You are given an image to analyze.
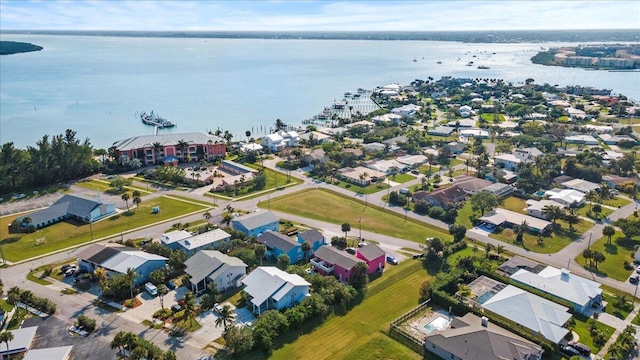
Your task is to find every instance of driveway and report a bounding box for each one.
[124,286,189,324]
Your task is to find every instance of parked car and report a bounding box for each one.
[171,304,182,313]
[568,341,591,356]
[61,264,76,273]
[214,303,224,313]
[411,170,420,175]
[559,345,581,357]
[631,276,639,285]
[357,242,367,248]
[145,282,158,296]
[386,255,399,265]
[635,265,640,274]
[64,268,76,277]
[166,281,176,290]
[345,248,356,255]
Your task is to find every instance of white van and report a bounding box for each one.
[144,282,158,296]
[399,188,409,195]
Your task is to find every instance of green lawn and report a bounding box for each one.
[76,179,156,194]
[0,299,13,312]
[450,158,464,167]
[576,204,613,220]
[329,179,391,195]
[455,201,475,229]
[271,260,428,359]
[0,196,206,262]
[260,189,452,243]
[163,195,216,207]
[602,292,633,320]
[501,197,527,214]
[575,231,639,281]
[572,315,616,353]
[602,196,632,208]
[480,113,505,122]
[389,173,415,184]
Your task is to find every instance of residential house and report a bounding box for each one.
[339,166,386,186]
[511,267,602,315]
[497,256,546,277]
[479,208,552,233]
[184,250,247,294]
[299,131,332,144]
[371,113,403,124]
[240,143,263,153]
[111,132,226,165]
[525,199,566,219]
[603,174,639,188]
[390,104,421,118]
[232,211,280,237]
[19,194,116,230]
[77,244,168,285]
[382,135,408,147]
[413,186,468,208]
[258,230,303,264]
[297,228,326,252]
[346,120,375,129]
[455,176,493,195]
[174,228,232,255]
[459,105,473,118]
[564,134,599,145]
[459,129,490,139]
[242,267,310,314]
[219,159,258,176]
[160,229,193,250]
[561,178,600,193]
[396,154,428,168]
[446,142,467,155]
[0,326,37,357]
[424,313,543,360]
[343,148,364,158]
[493,153,522,171]
[356,244,385,274]
[311,245,365,282]
[545,188,586,207]
[447,119,476,128]
[303,149,328,164]
[482,182,514,198]
[362,142,386,153]
[428,126,455,137]
[23,346,74,360]
[261,131,300,152]
[486,169,518,184]
[598,134,637,145]
[513,147,543,162]
[366,159,408,175]
[480,283,571,343]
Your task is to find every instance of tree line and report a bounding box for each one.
[0,129,100,194]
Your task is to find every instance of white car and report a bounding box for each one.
[635,265,640,274]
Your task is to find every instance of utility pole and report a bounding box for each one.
[89,219,94,241]
[359,216,362,241]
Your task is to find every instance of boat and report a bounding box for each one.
[466,61,474,66]
[140,111,175,128]
[437,61,442,64]
[477,65,490,69]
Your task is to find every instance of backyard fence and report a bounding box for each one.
[388,299,430,355]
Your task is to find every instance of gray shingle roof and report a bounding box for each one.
[185,250,247,284]
[25,194,109,225]
[111,132,224,151]
[298,229,324,243]
[258,231,300,252]
[357,244,385,261]
[313,245,363,270]
[233,211,279,231]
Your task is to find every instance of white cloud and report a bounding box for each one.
[0,1,638,31]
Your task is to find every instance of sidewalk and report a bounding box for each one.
[596,302,640,357]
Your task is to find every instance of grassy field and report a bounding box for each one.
[270,260,427,359]
[576,204,613,220]
[601,292,633,320]
[76,179,155,194]
[260,188,452,243]
[163,194,216,207]
[0,196,206,262]
[602,196,632,208]
[575,230,639,281]
[389,173,415,184]
[329,179,391,195]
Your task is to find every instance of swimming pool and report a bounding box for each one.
[423,316,451,333]
[477,291,497,304]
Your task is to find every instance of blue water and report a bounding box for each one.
[477,291,497,304]
[1,34,639,149]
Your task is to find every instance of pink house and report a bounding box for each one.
[356,244,385,274]
[311,245,364,283]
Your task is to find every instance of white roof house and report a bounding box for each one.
[482,285,571,343]
[545,188,586,207]
[242,267,310,314]
[525,199,566,219]
[101,251,166,274]
[240,143,263,152]
[176,228,232,254]
[561,178,600,193]
[564,135,599,145]
[371,113,403,123]
[448,119,476,128]
[77,244,168,285]
[511,267,602,314]
[23,346,73,360]
[390,104,421,118]
[161,230,193,247]
[460,129,490,139]
[396,154,428,167]
[185,250,247,293]
[493,154,521,171]
[367,159,408,175]
[479,208,551,233]
[1,326,37,356]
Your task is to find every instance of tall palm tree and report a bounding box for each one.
[214,304,236,331]
[94,267,109,296]
[182,291,197,326]
[541,204,563,224]
[0,331,14,360]
[110,331,126,357]
[585,190,598,211]
[202,211,212,223]
[301,241,311,262]
[157,284,168,311]
[124,268,138,300]
[254,244,266,266]
[152,142,162,165]
[176,139,189,162]
[121,192,130,211]
[275,118,287,131]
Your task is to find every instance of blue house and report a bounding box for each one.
[297,229,326,253]
[20,194,116,230]
[77,243,167,285]
[257,231,303,264]
[232,211,280,237]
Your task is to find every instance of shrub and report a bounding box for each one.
[428,206,446,219]
[153,308,172,320]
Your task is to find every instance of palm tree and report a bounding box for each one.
[565,212,580,231]
[203,211,212,223]
[110,331,127,357]
[275,118,287,131]
[341,223,351,239]
[94,267,109,296]
[301,241,311,262]
[152,142,162,165]
[182,291,197,326]
[496,244,505,257]
[214,304,236,331]
[132,195,141,210]
[176,139,189,162]
[157,284,168,310]
[541,204,564,224]
[254,244,266,265]
[121,192,130,211]
[603,225,615,244]
[585,190,598,210]
[124,267,138,299]
[0,331,14,360]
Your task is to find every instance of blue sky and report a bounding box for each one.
[0,1,638,31]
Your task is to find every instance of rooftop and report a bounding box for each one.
[111,132,224,151]
[258,231,300,253]
[185,250,247,284]
[232,211,280,231]
[242,267,310,308]
[177,229,231,251]
[511,266,602,306]
[314,245,363,270]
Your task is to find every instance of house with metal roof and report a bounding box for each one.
[242,267,310,314]
[428,126,456,137]
[257,231,303,264]
[110,132,226,165]
[20,194,116,230]
[77,244,167,285]
[311,245,365,283]
[0,326,37,357]
[510,267,602,315]
[175,228,232,255]
[160,229,193,250]
[184,250,247,294]
[232,211,280,237]
[561,178,600,193]
[424,313,544,360]
[480,284,571,344]
[479,208,552,234]
[23,346,73,360]
[356,244,385,274]
[297,228,326,252]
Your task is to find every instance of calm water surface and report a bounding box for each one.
[1,34,638,149]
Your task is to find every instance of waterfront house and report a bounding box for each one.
[297,228,326,252]
[77,244,167,285]
[303,148,328,164]
[261,130,300,152]
[184,250,247,294]
[510,266,602,315]
[19,194,116,230]
[257,230,303,264]
[110,132,226,165]
[311,245,365,282]
[390,104,421,118]
[242,267,310,314]
[232,211,280,237]
[356,244,385,274]
[424,313,543,360]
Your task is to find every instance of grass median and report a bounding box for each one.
[0,196,206,262]
[259,188,452,243]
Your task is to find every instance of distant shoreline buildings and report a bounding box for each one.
[534,44,640,70]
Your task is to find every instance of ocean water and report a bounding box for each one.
[1,34,638,149]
